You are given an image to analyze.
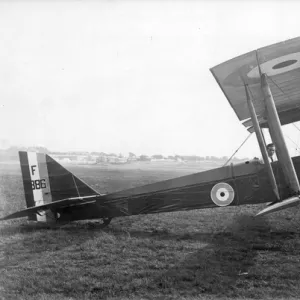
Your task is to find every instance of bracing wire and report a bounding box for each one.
[296,125,300,156]
[284,134,300,154]
[72,174,81,197]
[293,123,300,132]
[223,132,253,166]
[284,134,300,149]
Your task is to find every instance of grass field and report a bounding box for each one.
[1,162,300,300]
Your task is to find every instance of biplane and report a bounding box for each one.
[2,36,300,225]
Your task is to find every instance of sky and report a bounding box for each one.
[1,0,300,158]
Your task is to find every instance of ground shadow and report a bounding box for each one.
[0,219,113,271]
[1,213,298,299]
[152,214,297,297]
[0,218,111,236]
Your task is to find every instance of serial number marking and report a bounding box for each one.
[31,179,46,190]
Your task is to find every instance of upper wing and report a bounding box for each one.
[210,36,300,131]
[0,195,99,221]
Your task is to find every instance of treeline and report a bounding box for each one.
[139,154,247,162]
[0,146,50,161]
[0,146,249,162]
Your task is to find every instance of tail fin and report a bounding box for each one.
[19,151,99,222]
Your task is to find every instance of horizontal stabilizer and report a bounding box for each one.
[0,195,99,221]
[256,196,300,217]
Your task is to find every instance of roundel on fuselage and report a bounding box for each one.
[210,182,235,207]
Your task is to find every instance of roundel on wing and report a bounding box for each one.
[247,52,300,78]
[223,52,300,88]
[210,182,235,207]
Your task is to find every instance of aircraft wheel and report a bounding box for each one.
[101,217,112,227]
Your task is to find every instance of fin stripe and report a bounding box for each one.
[27,152,45,221]
[18,151,36,220]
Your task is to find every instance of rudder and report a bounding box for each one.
[19,151,99,222]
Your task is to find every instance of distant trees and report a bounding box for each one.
[91,151,105,156]
[0,145,50,161]
[152,154,164,160]
[108,153,117,157]
[128,152,136,158]
[181,155,202,162]
[28,146,50,153]
[139,155,150,161]
[0,145,251,163]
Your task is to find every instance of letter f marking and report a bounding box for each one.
[31,165,36,176]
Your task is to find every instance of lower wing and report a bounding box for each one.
[256,196,300,216]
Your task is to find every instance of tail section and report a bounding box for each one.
[19,151,99,222]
